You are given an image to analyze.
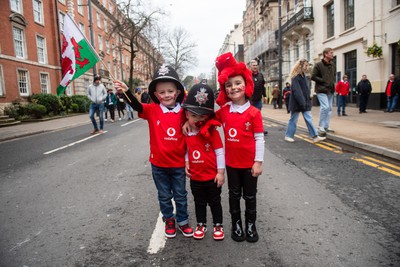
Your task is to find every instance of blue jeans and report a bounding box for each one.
[285,110,318,138]
[89,103,104,130]
[387,95,399,112]
[337,95,347,114]
[317,93,333,129]
[151,164,189,225]
[252,100,262,111]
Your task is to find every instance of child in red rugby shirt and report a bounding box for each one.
[215,52,265,243]
[113,65,193,238]
[182,84,225,240]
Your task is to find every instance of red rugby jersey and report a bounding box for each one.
[185,129,223,182]
[139,103,186,167]
[216,104,264,168]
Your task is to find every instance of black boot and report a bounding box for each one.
[231,218,245,242]
[245,219,259,242]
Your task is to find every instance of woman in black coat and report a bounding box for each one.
[285,59,326,143]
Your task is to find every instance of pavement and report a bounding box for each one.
[0,105,399,160]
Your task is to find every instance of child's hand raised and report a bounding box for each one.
[113,80,128,92]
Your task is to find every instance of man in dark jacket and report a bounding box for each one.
[356,74,372,113]
[250,59,268,135]
[311,47,336,136]
[385,74,400,113]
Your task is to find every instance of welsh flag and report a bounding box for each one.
[57,14,99,95]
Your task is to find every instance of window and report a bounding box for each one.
[33,0,43,24]
[36,35,47,63]
[326,3,334,38]
[18,69,29,96]
[79,23,85,36]
[40,73,49,93]
[77,0,84,15]
[286,2,290,21]
[96,12,101,28]
[98,35,103,51]
[294,41,299,61]
[0,66,4,96]
[13,26,25,58]
[10,0,22,13]
[58,0,65,4]
[104,20,108,33]
[305,38,310,61]
[59,12,65,32]
[114,63,117,79]
[106,40,110,54]
[66,85,72,96]
[344,0,354,30]
[112,44,116,57]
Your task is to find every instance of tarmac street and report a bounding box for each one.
[0,104,399,266]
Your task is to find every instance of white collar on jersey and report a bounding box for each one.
[160,103,181,113]
[229,100,250,114]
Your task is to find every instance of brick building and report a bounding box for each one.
[0,0,163,113]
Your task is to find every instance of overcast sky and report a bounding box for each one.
[151,0,246,77]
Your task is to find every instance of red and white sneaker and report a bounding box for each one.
[164,218,176,238]
[213,223,224,240]
[193,223,207,240]
[178,223,194,237]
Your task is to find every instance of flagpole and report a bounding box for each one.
[66,13,132,103]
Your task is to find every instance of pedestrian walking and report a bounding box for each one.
[356,74,372,113]
[113,65,193,239]
[283,82,291,113]
[87,75,107,134]
[249,59,268,135]
[284,59,326,143]
[384,74,400,113]
[105,88,117,122]
[335,74,350,116]
[271,84,280,109]
[311,47,336,136]
[116,90,125,120]
[215,52,265,243]
[182,84,225,241]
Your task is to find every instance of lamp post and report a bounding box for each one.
[278,0,282,92]
[87,0,97,75]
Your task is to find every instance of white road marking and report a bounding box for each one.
[121,118,141,127]
[147,212,166,254]
[43,131,108,155]
[147,200,176,254]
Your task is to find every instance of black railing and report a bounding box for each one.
[281,7,313,34]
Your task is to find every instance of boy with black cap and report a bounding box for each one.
[182,84,225,240]
[113,65,193,238]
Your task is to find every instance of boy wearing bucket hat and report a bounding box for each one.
[215,52,265,243]
[113,65,193,238]
[182,84,225,240]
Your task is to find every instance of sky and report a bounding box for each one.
[150,0,246,78]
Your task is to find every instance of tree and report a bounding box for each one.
[109,0,163,89]
[164,27,198,78]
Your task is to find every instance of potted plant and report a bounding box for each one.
[366,42,383,58]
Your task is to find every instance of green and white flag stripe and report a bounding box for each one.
[57,14,99,95]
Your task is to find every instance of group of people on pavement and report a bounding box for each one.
[83,47,399,244]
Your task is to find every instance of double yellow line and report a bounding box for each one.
[294,134,400,177]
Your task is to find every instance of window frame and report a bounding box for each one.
[17,68,30,96]
[10,0,22,13]
[326,2,335,38]
[13,25,26,59]
[36,34,47,64]
[39,72,50,94]
[77,0,84,15]
[33,0,44,24]
[344,0,354,30]
[0,65,4,96]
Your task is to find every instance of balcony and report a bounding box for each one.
[281,7,313,34]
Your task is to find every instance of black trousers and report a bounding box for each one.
[359,94,369,112]
[107,105,115,120]
[226,166,258,221]
[190,179,223,225]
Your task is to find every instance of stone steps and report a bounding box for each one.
[0,115,21,127]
